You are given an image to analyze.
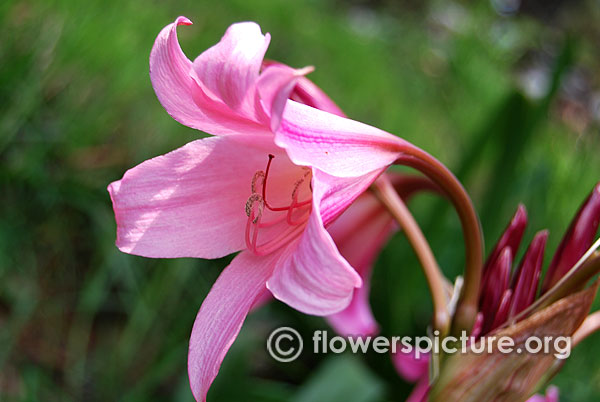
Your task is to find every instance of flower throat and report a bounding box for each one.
[245,155,312,255]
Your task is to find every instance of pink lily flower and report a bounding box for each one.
[109,17,473,401]
[279,67,441,337]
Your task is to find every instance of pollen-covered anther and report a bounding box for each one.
[243,157,314,256]
[251,171,265,194]
[291,168,312,201]
[245,193,264,223]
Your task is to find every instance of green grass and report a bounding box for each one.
[1,0,599,400]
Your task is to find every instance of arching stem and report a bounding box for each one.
[395,146,483,336]
[372,175,450,337]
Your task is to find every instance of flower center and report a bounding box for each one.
[245,154,312,256]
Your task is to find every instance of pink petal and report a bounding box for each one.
[150,17,268,136]
[545,386,559,402]
[325,173,439,336]
[108,135,283,258]
[392,350,429,383]
[407,378,430,402]
[193,22,270,113]
[276,100,409,178]
[257,64,314,132]
[266,170,369,315]
[326,193,394,335]
[479,247,512,334]
[392,350,430,402]
[481,205,527,288]
[325,282,377,336]
[262,59,346,118]
[290,75,346,117]
[188,250,278,401]
[317,168,385,227]
[542,182,600,292]
[527,386,559,402]
[470,312,484,339]
[490,288,513,330]
[250,288,272,311]
[510,230,548,317]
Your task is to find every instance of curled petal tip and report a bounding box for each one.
[258,64,316,133]
[296,65,315,76]
[175,16,193,26]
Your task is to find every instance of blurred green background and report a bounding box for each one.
[1,0,599,400]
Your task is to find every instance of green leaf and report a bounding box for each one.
[293,355,385,402]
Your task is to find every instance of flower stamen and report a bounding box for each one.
[244,155,314,255]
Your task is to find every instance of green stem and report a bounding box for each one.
[371,175,450,337]
[395,146,483,335]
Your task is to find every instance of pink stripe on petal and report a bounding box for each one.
[108,135,282,259]
[266,170,365,316]
[193,22,270,113]
[188,250,278,401]
[257,64,314,132]
[150,18,269,136]
[317,169,385,227]
[262,59,346,118]
[149,17,200,128]
[276,101,408,178]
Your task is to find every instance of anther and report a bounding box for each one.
[252,171,265,193]
[291,168,312,200]
[245,193,264,223]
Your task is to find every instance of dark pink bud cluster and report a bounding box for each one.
[478,183,600,335]
[542,184,600,292]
